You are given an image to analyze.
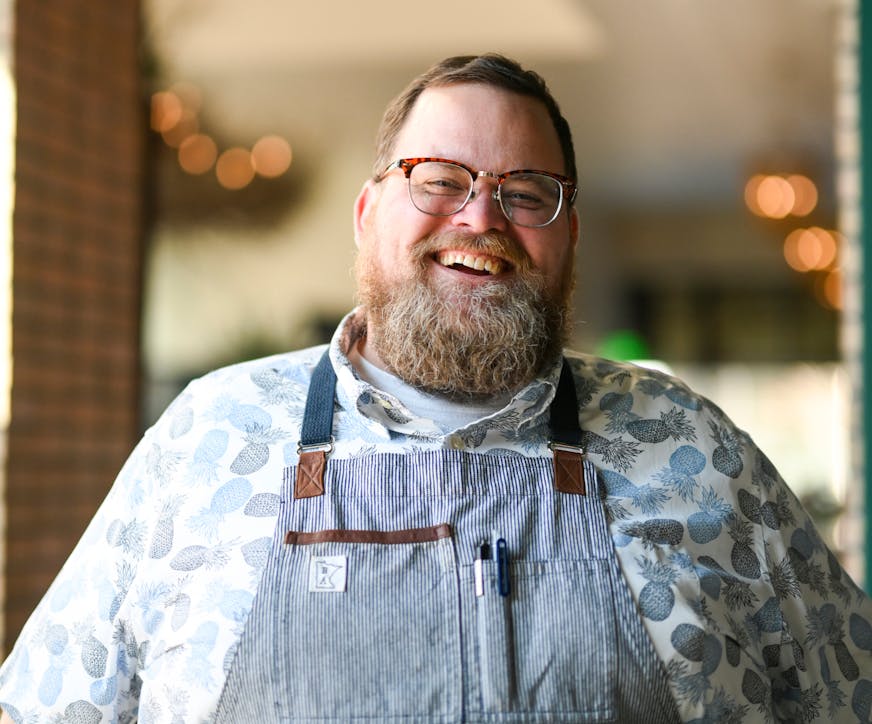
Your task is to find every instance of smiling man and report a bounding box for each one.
[1,53,871,724]
[353,80,577,400]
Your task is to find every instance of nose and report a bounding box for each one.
[450,180,509,233]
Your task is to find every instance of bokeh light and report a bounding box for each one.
[150,91,183,133]
[783,227,838,272]
[595,329,651,361]
[745,173,819,219]
[756,175,795,219]
[251,135,292,178]
[814,269,842,310]
[216,147,255,189]
[823,269,842,309]
[744,174,766,216]
[154,83,293,190]
[786,174,818,216]
[161,109,198,148]
[170,81,203,114]
[178,134,218,175]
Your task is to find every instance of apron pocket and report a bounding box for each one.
[273,524,461,721]
[477,584,515,710]
[475,558,618,721]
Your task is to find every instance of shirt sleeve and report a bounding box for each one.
[0,422,160,721]
[748,445,872,722]
[578,358,872,723]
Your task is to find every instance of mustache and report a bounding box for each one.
[411,231,533,272]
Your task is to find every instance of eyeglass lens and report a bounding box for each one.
[408,161,563,228]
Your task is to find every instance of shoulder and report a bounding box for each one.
[125,344,333,498]
[560,350,758,492]
[562,351,717,422]
[186,344,328,399]
[150,345,328,433]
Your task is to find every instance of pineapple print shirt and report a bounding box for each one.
[0,308,871,722]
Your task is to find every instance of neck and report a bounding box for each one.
[356,331,391,374]
[348,340,513,431]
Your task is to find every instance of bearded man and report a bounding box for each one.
[1,54,871,724]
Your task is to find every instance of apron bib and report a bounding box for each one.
[215,355,680,723]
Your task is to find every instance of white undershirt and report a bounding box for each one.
[347,344,511,433]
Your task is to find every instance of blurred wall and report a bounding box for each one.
[4,0,144,651]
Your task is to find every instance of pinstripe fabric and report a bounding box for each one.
[215,451,680,722]
[286,452,614,562]
[608,540,681,722]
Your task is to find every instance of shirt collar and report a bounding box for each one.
[328,309,563,441]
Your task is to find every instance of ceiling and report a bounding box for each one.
[143,0,840,206]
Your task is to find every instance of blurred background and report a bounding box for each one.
[0,0,865,652]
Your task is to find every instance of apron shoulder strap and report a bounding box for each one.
[549,358,582,447]
[549,358,588,496]
[294,349,336,499]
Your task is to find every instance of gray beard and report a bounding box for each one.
[357,239,571,400]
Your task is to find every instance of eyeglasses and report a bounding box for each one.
[380,157,578,228]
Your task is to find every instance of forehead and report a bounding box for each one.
[392,83,566,174]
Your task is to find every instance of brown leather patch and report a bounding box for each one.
[553,448,586,495]
[294,450,326,499]
[285,524,453,546]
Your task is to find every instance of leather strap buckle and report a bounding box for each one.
[294,437,334,499]
[548,441,586,496]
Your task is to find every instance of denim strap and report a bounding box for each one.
[300,349,336,447]
[549,358,582,446]
[294,349,336,499]
[548,358,587,495]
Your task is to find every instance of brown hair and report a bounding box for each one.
[372,53,577,182]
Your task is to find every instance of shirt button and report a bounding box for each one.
[449,434,465,450]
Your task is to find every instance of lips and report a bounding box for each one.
[435,250,506,276]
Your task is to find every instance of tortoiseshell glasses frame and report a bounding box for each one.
[380,157,578,228]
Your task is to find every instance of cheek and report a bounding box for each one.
[362,218,426,281]
[524,236,576,294]
[372,206,444,256]
[524,235,571,272]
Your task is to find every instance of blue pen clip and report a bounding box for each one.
[496,537,510,597]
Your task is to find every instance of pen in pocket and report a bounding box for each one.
[496,537,510,597]
[474,540,491,597]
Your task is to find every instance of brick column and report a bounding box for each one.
[5,1,144,650]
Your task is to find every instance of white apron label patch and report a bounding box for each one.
[308,555,347,592]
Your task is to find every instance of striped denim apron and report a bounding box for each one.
[215,355,680,723]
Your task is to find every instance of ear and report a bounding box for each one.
[353,179,380,248]
[568,207,579,250]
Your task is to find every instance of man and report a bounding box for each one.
[0,53,870,723]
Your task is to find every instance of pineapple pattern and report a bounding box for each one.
[0,310,871,722]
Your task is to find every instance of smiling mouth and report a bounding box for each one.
[435,250,507,276]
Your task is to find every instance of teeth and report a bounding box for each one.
[437,251,504,275]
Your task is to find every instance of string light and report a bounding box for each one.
[152,83,293,190]
[169,81,203,115]
[216,148,255,190]
[744,173,819,219]
[786,174,818,216]
[783,227,838,272]
[814,269,842,310]
[150,91,183,133]
[745,170,834,310]
[161,109,199,148]
[178,134,218,175]
[823,269,842,310]
[251,135,292,178]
